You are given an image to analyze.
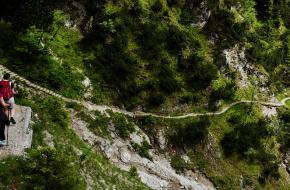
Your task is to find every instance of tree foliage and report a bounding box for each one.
[0,0,58,31]
[169,117,210,149]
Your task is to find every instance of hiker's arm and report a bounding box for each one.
[0,97,9,107]
[10,82,17,95]
[12,89,18,95]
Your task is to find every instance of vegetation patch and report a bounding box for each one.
[170,155,191,172]
[168,117,210,150]
[131,140,152,161]
[109,111,135,139]
[285,100,290,108]
[88,111,111,138]
[0,147,85,190]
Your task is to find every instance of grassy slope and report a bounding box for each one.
[0,11,112,101]
[190,105,290,190]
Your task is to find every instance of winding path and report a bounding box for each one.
[0,65,289,119]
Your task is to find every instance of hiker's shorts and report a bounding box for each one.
[5,97,15,109]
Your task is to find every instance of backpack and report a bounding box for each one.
[0,80,13,100]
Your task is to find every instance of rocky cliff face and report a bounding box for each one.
[70,111,215,190]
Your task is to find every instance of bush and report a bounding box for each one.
[170,155,189,171]
[210,75,237,105]
[110,112,135,139]
[128,167,139,178]
[221,114,282,181]
[157,63,180,94]
[89,111,110,137]
[40,97,69,127]
[148,93,166,107]
[65,102,82,111]
[277,108,290,151]
[221,117,269,157]
[131,140,152,160]
[259,162,281,184]
[0,147,86,190]
[169,117,210,149]
[136,115,156,127]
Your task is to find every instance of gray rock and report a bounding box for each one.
[0,105,32,157]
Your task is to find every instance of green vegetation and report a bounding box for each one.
[170,155,191,172]
[0,148,85,190]
[1,0,289,111]
[0,18,85,99]
[83,0,218,110]
[128,167,139,178]
[221,114,281,183]
[109,112,135,139]
[285,100,290,108]
[168,117,210,150]
[277,108,290,152]
[131,140,152,160]
[90,111,111,138]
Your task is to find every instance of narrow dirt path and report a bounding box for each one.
[0,65,289,119]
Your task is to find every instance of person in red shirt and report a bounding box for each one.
[0,73,17,125]
[0,92,11,146]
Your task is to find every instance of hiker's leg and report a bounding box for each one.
[0,125,5,141]
[10,108,15,118]
[8,97,15,117]
[6,97,16,124]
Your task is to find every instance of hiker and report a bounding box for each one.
[0,91,10,146]
[0,73,17,125]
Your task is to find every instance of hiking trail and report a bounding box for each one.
[0,65,289,119]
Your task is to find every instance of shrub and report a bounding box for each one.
[128,166,139,178]
[157,63,180,94]
[277,108,290,151]
[210,75,236,104]
[169,117,210,149]
[40,97,69,127]
[221,118,269,157]
[131,140,152,160]
[110,113,135,139]
[136,115,156,127]
[88,111,110,137]
[65,102,82,111]
[221,114,282,181]
[170,155,189,171]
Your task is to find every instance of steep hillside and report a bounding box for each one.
[0,0,290,189]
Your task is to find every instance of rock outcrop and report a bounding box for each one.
[70,111,215,190]
[0,105,32,157]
